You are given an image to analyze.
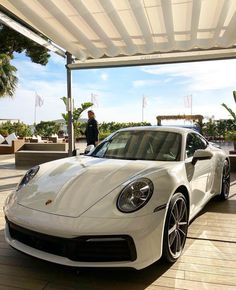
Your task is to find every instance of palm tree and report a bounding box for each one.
[61,97,93,138]
[194,119,205,135]
[222,91,236,122]
[0,54,18,97]
[203,119,217,140]
[216,119,228,139]
[222,91,236,146]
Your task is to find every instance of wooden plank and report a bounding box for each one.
[185,238,236,249]
[22,143,68,151]
[152,276,236,290]
[184,242,236,254]
[179,255,236,269]
[15,151,68,167]
[0,156,236,289]
[190,222,236,231]
[187,233,236,243]
[0,273,47,290]
[173,261,236,277]
[192,213,236,222]
[44,284,177,290]
[185,271,236,287]
[188,228,236,238]
[183,248,236,260]
[0,285,24,290]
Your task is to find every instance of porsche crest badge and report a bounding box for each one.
[45,199,53,205]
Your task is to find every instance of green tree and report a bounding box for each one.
[0,24,50,97]
[61,97,93,138]
[222,91,236,122]
[194,119,205,135]
[202,119,217,139]
[222,91,236,143]
[98,122,152,140]
[0,121,32,137]
[0,54,18,97]
[0,24,49,65]
[99,121,151,134]
[35,121,60,137]
[215,119,228,138]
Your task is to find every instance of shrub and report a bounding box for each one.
[99,122,151,134]
[99,131,111,140]
[0,121,32,137]
[225,131,236,142]
[35,121,60,137]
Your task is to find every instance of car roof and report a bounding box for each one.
[118,126,196,135]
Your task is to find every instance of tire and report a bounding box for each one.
[162,192,189,263]
[220,159,230,200]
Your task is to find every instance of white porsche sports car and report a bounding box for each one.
[4,127,230,270]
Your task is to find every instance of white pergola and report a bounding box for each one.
[1,0,236,154]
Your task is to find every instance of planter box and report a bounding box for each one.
[229,155,236,171]
[15,151,68,167]
[15,143,68,167]
[22,143,68,151]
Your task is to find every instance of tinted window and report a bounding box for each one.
[91,130,181,161]
[186,133,208,158]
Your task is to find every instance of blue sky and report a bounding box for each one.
[0,52,236,125]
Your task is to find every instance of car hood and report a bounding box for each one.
[17,156,169,217]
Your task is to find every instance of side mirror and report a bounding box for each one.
[84,144,95,155]
[192,149,213,165]
[73,148,80,156]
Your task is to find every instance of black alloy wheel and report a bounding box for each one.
[220,159,230,200]
[163,192,189,263]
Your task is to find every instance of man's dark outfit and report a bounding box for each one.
[85,118,99,146]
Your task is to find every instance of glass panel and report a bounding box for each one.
[186,133,207,158]
[92,130,181,161]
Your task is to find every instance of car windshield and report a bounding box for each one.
[91,130,181,161]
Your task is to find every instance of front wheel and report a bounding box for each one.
[220,159,230,200]
[162,193,189,263]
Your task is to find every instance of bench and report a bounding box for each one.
[15,150,68,167]
[15,143,69,167]
[0,139,25,154]
[21,143,68,151]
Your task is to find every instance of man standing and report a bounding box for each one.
[85,110,99,146]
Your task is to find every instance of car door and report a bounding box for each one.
[185,133,212,215]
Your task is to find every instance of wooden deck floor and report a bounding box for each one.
[1,154,236,290]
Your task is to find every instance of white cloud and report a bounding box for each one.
[0,86,66,125]
[100,73,108,81]
[49,52,66,66]
[142,59,236,92]
[132,79,161,87]
[2,54,235,126]
[0,64,67,124]
[12,54,65,82]
[26,80,67,98]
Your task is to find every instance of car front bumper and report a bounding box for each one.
[4,204,167,270]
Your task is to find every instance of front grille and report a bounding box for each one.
[6,219,137,262]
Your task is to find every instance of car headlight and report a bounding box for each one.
[117,178,154,213]
[16,165,40,191]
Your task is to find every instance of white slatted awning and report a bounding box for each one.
[1,0,236,68]
[1,0,236,155]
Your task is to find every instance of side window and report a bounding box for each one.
[199,135,208,149]
[186,133,207,158]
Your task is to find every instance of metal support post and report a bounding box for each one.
[66,52,74,156]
